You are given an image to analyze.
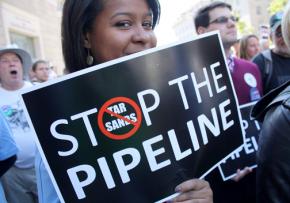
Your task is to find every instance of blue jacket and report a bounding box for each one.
[35,151,61,203]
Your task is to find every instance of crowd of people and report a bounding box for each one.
[0,0,290,203]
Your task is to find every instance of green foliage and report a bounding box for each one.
[233,11,254,35]
[236,19,254,35]
[268,0,288,14]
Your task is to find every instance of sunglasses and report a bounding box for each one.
[209,16,239,24]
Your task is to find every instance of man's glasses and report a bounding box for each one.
[209,16,239,24]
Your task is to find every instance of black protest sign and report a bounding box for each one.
[218,102,261,181]
[21,33,244,203]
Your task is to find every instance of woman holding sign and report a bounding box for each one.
[35,0,213,203]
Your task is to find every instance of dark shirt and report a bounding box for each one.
[253,50,290,94]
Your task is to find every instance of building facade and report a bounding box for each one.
[173,0,272,41]
[0,0,64,75]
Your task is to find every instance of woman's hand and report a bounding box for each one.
[171,179,213,203]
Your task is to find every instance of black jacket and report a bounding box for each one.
[251,81,290,203]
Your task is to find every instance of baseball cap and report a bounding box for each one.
[270,11,283,32]
[0,47,32,79]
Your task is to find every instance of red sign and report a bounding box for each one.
[97,97,142,140]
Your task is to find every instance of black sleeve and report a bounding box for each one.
[256,104,290,203]
[0,155,17,177]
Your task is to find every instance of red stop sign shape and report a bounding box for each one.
[97,97,142,140]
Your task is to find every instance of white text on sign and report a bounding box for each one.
[49,61,235,199]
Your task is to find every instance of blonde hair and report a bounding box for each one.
[239,34,259,60]
[282,2,290,48]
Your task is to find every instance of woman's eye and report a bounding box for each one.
[143,21,153,29]
[115,21,131,28]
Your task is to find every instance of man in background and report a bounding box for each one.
[0,47,38,203]
[194,1,263,105]
[251,3,290,202]
[194,1,262,203]
[253,11,290,94]
[31,60,50,84]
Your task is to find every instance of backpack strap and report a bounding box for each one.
[261,50,273,92]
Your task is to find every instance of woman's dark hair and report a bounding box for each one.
[61,0,161,73]
[194,1,231,31]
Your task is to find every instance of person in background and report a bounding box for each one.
[194,1,262,203]
[252,11,290,94]
[240,34,261,60]
[251,3,290,202]
[282,3,290,49]
[258,25,271,51]
[31,60,50,84]
[0,47,38,203]
[35,0,213,203]
[260,37,270,51]
[194,1,263,105]
[48,63,58,80]
[0,111,18,203]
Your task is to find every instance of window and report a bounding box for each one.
[9,31,36,59]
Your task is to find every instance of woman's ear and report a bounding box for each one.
[197,26,207,35]
[84,33,91,48]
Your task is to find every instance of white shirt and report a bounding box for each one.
[0,81,36,168]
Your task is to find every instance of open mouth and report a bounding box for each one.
[10,70,17,75]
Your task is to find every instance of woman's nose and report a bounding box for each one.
[132,26,154,46]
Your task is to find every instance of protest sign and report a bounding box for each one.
[21,32,244,203]
[218,102,261,181]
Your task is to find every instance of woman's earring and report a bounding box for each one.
[86,49,94,66]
